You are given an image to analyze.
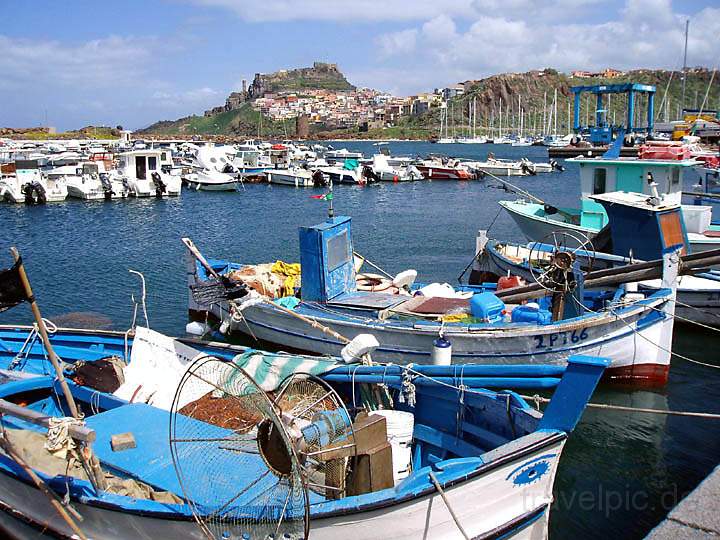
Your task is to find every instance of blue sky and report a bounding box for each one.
[1,0,718,131]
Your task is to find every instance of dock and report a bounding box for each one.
[548,145,639,158]
[645,464,720,539]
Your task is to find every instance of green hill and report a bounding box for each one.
[139,103,293,138]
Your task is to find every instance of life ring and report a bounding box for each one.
[356,273,393,292]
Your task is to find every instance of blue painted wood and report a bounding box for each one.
[538,355,610,433]
[413,424,484,458]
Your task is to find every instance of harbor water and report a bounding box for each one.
[1,142,719,539]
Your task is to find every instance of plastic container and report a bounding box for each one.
[511,304,553,325]
[470,291,505,323]
[369,410,414,484]
[497,275,524,291]
[431,337,452,365]
[681,204,712,234]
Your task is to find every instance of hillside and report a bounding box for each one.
[140,67,718,139]
[140,103,293,138]
[409,68,718,134]
[248,62,354,96]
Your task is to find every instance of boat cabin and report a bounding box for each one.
[117,149,171,179]
[568,155,699,229]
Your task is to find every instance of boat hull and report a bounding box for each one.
[196,295,672,386]
[0,432,563,540]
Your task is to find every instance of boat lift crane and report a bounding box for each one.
[572,83,656,145]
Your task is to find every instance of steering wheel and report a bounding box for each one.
[527,231,596,292]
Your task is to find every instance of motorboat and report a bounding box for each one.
[370,154,422,182]
[182,145,240,191]
[63,162,130,200]
[415,156,473,180]
[113,150,181,197]
[266,166,315,187]
[0,160,67,203]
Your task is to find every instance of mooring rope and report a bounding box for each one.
[521,394,720,419]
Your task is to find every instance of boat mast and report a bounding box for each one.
[554,88,558,135]
[681,18,689,114]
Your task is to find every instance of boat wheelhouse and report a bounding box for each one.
[114,149,181,197]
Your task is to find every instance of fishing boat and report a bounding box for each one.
[472,231,720,327]
[498,140,714,252]
[113,150,181,197]
[186,192,699,386]
[0,320,608,540]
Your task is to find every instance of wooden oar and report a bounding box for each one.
[10,248,107,492]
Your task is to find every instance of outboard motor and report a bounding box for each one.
[520,160,537,176]
[550,159,565,172]
[99,173,114,200]
[362,166,380,183]
[312,170,328,187]
[151,171,166,197]
[23,182,46,205]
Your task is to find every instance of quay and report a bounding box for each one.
[646,464,720,539]
[548,145,639,158]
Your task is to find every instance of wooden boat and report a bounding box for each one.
[497,142,717,253]
[0,324,608,539]
[186,192,693,386]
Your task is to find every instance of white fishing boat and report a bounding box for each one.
[324,148,364,164]
[113,150,181,197]
[467,156,530,177]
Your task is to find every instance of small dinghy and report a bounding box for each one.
[0,323,608,539]
[186,192,703,386]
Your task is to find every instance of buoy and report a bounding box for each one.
[431,336,452,365]
[393,175,399,183]
[341,333,380,363]
[186,321,211,336]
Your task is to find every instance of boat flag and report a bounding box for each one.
[0,258,29,312]
[310,192,333,201]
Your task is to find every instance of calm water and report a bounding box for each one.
[1,142,719,538]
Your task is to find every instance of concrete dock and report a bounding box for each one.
[646,464,720,539]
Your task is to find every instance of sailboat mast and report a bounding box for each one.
[681,19,689,114]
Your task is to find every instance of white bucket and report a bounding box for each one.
[369,410,414,484]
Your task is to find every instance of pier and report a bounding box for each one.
[646,464,720,539]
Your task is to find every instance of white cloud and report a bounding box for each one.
[0,35,156,89]
[377,28,417,57]
[151,87,221,109]
[370,2,720,93]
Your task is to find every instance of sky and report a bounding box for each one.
[1,0,719,131]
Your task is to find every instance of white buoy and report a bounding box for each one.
[219,319,231,335]
[341,333,380,363]
[431,336,452,365]
[185,321,210,336]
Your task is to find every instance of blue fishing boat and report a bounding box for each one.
[0,322,609,539]
[186,191,689,385]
